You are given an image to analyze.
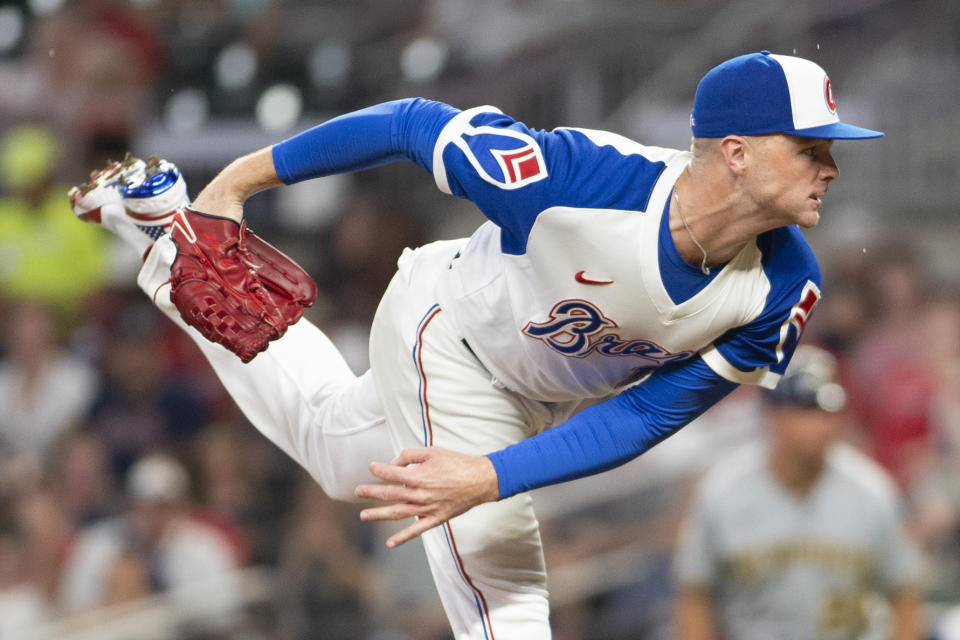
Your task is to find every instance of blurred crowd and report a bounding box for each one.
[0,1,957,639]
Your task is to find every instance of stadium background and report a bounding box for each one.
[0,0,957,638]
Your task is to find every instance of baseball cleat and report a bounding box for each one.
[69,152,145,224]
[119,155,190,241]
[69,154,190,256]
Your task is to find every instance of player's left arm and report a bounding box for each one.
[192,97,642,249]
[190,98,459,221]
[356,355,737,547]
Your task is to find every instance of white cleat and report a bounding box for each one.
[119,155,189,242]
[69,154,190,257]
[69,153,145,223]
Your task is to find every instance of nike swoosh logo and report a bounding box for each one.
[575,270,614,285]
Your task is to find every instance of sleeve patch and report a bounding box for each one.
[433,106,548,192]
[701,277,821,388]
[492,143,546,186]
[775,279,821,363]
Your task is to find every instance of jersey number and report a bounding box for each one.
[775,280,821,362]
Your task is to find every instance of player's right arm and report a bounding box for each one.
[357,356,740,547]
[486,355,737,498]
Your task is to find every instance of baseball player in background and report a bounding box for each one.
[673,345,923,640]
[72,51,883,639]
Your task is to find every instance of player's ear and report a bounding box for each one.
[718,135,748,176]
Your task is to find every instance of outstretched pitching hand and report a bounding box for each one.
[355,447,500,549]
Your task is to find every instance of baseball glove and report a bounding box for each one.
[167,208,318,363]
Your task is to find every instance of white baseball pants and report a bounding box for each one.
[138,236,564,639]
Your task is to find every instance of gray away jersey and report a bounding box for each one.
[675,442,921,640]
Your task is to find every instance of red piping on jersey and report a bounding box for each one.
[444,521,497,640]
[414,305,443,446]
[413,306,496,639]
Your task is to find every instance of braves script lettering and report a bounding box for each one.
[523,300,693,364]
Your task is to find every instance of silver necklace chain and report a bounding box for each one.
[674,188,711,276]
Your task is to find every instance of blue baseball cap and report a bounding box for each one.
[765,345,847,412]
[691,51,883,139]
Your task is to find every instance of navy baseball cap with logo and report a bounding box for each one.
[765,345,847,413]
[691,51,884,139]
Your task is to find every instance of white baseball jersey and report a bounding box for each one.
[425,104,821,403]
[269,97,827,497]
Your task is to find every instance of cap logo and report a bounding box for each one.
[824,76,837,114]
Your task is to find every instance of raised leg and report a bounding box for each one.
[71,157,395,501]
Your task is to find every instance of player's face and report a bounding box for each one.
[769,406,842,462]
[746,135,839,228]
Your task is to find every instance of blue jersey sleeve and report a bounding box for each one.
[432,111,670,254]
[486,355,737,499]
[272,99,677,256]
[270,98,459,183]
[701,226,823,388]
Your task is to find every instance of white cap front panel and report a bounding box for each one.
[770,53,840,130]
